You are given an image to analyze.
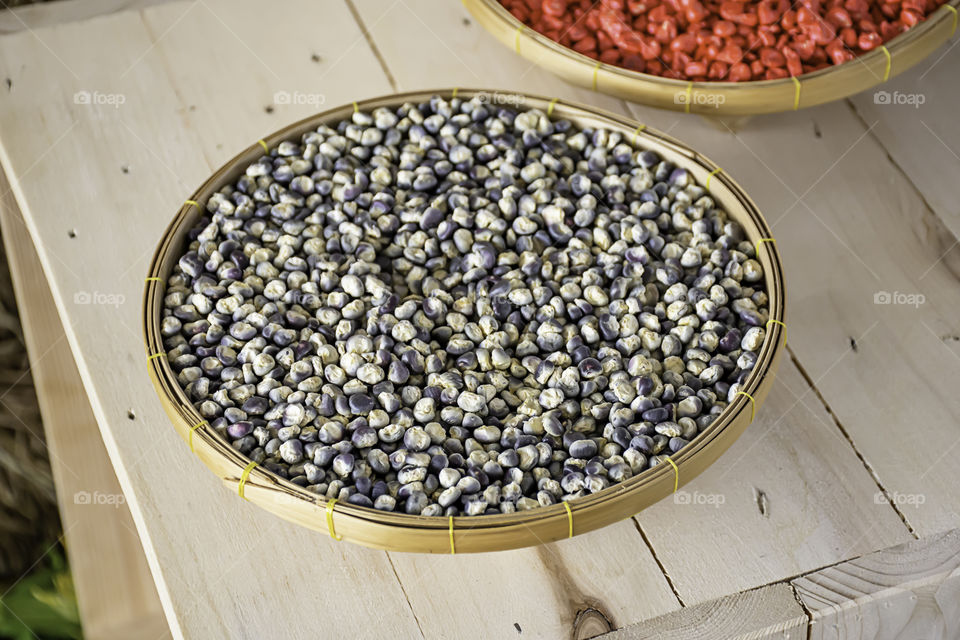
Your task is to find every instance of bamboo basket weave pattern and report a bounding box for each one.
[463,0,960,115]
[143,90,787,553]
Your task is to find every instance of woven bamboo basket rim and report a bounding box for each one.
[143,89,786,553]
[463,0,960,115]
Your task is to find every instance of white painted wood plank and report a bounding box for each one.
[603,583,808,640]
[389,520,679,640]
[352,0,626,113]
[794,528,960,640]
[848,36,960,241]
[0,170,170,639]
[635,358,909,605]
[0,3,420,638]
[618,98,960,539]
[355,0,912,608]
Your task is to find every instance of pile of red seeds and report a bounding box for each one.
[500,0,949,81]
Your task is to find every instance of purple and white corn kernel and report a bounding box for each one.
[160,95,769,516]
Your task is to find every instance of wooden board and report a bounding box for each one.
[0,165,169,639]
[388,520,679,640]
[633,359,909,604]
[848,39,960,240]
[794,528,960,639]
[603,583,808,640]
[0,0,958,637]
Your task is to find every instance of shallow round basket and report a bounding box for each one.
[463,0,960,115]
[144,89,786,553]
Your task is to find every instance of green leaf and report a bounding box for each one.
[0,545,83,639]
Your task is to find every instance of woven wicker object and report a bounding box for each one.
[463,0,960,115]
[143,90,786,553]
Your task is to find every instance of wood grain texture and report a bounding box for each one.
[357,0,912,607]
[351,0,626,114]
[794,528,960,639]
[388,520,679,640]
[620,89,960,539]
[0,168,169,640]
[602,583,808,640]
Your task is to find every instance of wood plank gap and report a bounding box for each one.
[789,583,815,640]
[631,518,685,607]
[785,345,919,540]
[344,0,398,93]
[384,552,426,640]
[843,98,955,246]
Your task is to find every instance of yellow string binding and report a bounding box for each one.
[755,237,776,257]
[326,498,343,541]
[736,390,757,423]
[144,276,163,283]
[515,25,524,54]
[631,124,646,145]
[238,460,258,500]
[451,87,459,99]
[664,457,679,493]
[188,420,207,453]
[880,45,892,82]
[256,139,269,154]
[352,101,359,113]
[684,82,693,114]
[592,61,602,91]
[184,199,200,208]
[546,98,559,117]
[706,167,722,190]
[146,352,166,363]
[945,4,958,36]
[563,501,574,538]
[449,516,456,554]
[767,319,787,346]
[791,76,801,111]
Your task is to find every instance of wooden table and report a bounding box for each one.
[1,1,958,638]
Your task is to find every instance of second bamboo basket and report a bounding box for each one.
[463,0,960,115]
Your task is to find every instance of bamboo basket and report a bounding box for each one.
[463,0,960,115]
[143,89,787,553]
